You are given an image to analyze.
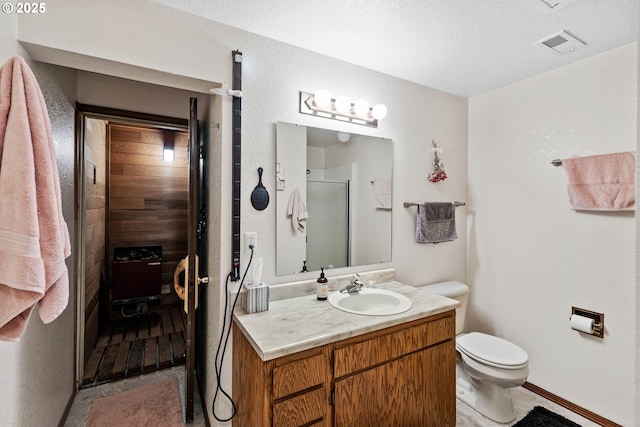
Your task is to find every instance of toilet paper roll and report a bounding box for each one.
[570,314,594,334]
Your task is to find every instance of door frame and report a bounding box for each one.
[73,104,188,388]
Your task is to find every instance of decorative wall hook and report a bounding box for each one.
[427,139,447,183]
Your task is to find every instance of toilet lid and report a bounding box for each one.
[457,332,528,369]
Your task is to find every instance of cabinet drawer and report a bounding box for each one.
[273,353,326,399]
[334,313,454,378]
[272,387,325,427]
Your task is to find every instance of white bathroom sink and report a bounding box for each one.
[328,288,412,316]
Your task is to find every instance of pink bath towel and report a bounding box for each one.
[562,152,635,210]
[0,56,71,340]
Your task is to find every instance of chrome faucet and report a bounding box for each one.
[340,274,364,294]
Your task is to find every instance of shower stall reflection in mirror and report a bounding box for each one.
[306,166,351,272]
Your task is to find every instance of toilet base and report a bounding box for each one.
[456,364,517,424]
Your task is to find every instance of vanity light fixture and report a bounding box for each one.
[299,90,387,128]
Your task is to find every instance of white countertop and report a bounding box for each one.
[233,281,460,361]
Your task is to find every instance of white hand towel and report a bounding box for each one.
[286,187,308,232]
[373,178,392,209]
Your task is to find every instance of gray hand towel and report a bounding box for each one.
[415,202,457,244]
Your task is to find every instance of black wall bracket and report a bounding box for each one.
[231,50,243,281]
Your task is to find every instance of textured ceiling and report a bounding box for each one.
[152,0,637,97]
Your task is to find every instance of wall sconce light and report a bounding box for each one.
[299,90,387,128]
[163,132,175,162]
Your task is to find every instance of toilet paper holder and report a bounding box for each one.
[571,306,604,338]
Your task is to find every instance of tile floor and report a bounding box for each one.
[65,366,599,427]
[456,386,600,426]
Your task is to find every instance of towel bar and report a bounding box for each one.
[403,201,466,208]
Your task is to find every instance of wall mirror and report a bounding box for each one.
[276,121,393,276]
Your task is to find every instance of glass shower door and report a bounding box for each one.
[306,180,349,271]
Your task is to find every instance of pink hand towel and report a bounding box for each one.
[562,152,635,210]
[0,56,71,340]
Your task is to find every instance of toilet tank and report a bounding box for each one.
[419,281,469,335]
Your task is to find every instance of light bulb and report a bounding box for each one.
[371,104,388,120]
[337,132,351,143]
[334,96,351,114]
[313,90,331,108]
[163,148,174,162]
[353,99,370,117]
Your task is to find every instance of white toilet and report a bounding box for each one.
[420,281,529,424]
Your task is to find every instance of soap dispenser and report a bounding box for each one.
[316,267,328,300]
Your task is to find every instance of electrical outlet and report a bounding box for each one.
[244,232,257,252]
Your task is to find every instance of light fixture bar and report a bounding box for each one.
[299,91,384,128]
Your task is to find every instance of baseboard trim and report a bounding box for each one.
[522,382,622,427]
[58,388,77,427]
[196,370,211,427]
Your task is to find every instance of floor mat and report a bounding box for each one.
[87,376,184,427]
[513,406,582,427]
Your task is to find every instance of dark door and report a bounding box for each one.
[185,96,201,422]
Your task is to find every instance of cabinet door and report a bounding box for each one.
[334,341,455,427]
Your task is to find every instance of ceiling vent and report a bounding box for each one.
[535,30,586,54]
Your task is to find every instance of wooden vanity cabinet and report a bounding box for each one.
[232,323,332,427]
[332,313,456,427]
[232,311,455,427]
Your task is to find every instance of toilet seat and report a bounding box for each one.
[457,332,528,369]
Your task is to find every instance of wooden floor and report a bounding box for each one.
[82,307,186,387]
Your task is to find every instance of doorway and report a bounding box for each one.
[71,69,218,423]
[78,115,190,387]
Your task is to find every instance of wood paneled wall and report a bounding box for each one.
[108,124,188,306]
[84,118,107,359]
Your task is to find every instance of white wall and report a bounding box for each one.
[0,13,77,427]
[76,72,211,120]
[636,8,640,426]
[633,4,640,425]
[469,43,637,426]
